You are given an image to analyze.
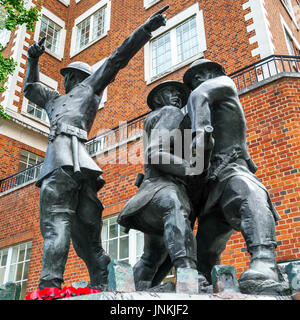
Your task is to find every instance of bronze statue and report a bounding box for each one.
[183,59,283,293]
[117,80,198,291]
[24,6,169,291]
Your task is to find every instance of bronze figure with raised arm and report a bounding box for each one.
[24,6,169,291]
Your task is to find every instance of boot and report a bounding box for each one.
[239,245,279,282]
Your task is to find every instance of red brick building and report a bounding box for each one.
[0,0,299,299]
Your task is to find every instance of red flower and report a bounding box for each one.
[25,286,101,300]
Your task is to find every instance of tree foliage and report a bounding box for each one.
[0,0,41,119]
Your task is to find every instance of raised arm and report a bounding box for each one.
[24,37,58,107]
[86,6,169,95]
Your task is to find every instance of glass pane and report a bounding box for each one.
[119,236,129,260]
[151,32,171,76]
[8,264,16,281]
[18,248,25,262]
[120,226,128,236]
[15,263,23,281]
[101,222,108,242]
[1,253,7,267]
[25,247,32,261]
[136,232,144,258]
[176,17,199,64]
[0,268,5,284]
[109,239,118,260]
[20,282,27,300]
[11,247,18,264]
[23,262,29,280]
[109,222,118,239]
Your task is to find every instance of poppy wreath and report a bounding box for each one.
[25,286,101,300]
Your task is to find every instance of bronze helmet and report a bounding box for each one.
[183,59,226,89]
[147,80,190,110]
[60,61,93,78]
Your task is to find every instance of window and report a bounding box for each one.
[15,150,44,186]
[22,72,58,124]
[281,0,299,29]
[285,28,296,55]
[33,7,66,60]
[0,242,32,300]
[76,6,106,51]
[71,0,111,57]
[151,17,199,77]
[283,0,294,14]
[101,216,144,266]
[144,3,206,83]
[39,15,62,55]
[27,101,48,122]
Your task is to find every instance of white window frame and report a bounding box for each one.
[144,0,163,10]
[144,3,206,84]
[33,7,66,61]
[21,72,58,126]
[70,0,111,57]
[101,215,144,266]
[92,58,108,109]
[281,15,300,54]
[281,0,299,30]
[0,241,32,300]
[58,0,70,6]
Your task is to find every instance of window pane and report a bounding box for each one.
[176,17,199,64]
[119,236,129,260]
[1,252,8,266]
[0,268,5,284]
[152,32,172,76]
[40,16,62,54]
[8,264,16,281]
[92,6,106,40]
[15,263,23,281]
[109,223,118,239]
[136,232,144,258]
[11,247,18,264]
[109,239,118,260]
[76,17,91,50]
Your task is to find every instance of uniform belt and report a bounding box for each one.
[49,123,88,142]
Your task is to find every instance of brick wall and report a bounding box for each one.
[0,0,299,295]
[0,75,299,293]
[0,134,45,179]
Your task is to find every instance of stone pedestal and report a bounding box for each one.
[108,260,136,292]
[285,262,300,293]
[176,268,198,294]
[211,265,240,293]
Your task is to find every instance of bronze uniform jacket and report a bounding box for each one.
[24,26,152,187]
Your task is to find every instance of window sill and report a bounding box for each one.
[21,111,50,128]
[45,48,63,61]
[144,0,163,10]
[70,32,108,58]
[146,52,204,85]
